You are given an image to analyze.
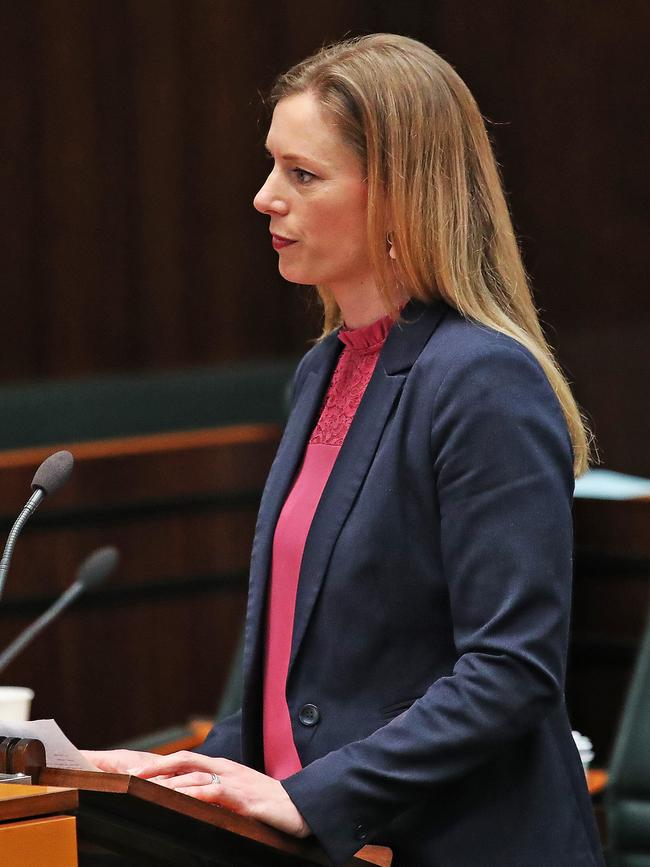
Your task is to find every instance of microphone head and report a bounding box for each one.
[76,546,120,590]
[31,450,74,496]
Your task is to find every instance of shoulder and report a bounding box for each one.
[419,304,544,378]
[414,304,561,416]
[418,307,573,483]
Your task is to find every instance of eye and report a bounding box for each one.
[292,168,316,185]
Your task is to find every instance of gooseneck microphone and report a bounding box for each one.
[0,546,119,674]
[0,450,74,601]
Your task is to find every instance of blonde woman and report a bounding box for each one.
[85,35,604,867]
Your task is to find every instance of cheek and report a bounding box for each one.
[310,197,368,251]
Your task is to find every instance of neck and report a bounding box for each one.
[331,280,408,329]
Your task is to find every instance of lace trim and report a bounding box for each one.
[310,333,392,447]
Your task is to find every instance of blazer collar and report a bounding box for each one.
[380,298,447,374]
[298,298,447,378]
[242,332,341,704]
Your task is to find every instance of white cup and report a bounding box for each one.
[0,687,34,721]
[572,730,594,774]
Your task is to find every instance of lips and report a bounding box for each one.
[271,233,297,251]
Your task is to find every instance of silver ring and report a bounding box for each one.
[210,773,221,785]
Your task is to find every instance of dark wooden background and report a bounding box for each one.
[2,0,648,471]
[0,1,648,761]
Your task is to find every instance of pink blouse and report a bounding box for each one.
[263,314,394,779]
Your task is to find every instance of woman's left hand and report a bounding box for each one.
[127,751,311,838]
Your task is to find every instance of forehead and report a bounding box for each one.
[266,92,358,171]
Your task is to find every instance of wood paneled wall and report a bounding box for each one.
[570,498,650,760]
[0,426,280,748]
[2,1,648,472]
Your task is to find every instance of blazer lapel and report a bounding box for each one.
[243,334,343,687]
[288,299,448,673]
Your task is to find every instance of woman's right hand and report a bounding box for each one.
[80,748,159,774]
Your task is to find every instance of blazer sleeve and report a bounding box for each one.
[193,709,243,762]
[281,341,576,865]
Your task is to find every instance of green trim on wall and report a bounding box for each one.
[0,358,297,449]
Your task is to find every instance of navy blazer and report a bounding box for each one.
[199,300,604,867]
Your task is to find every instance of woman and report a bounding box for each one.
[85,34,605,867]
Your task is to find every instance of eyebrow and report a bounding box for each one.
[265,142,329,168]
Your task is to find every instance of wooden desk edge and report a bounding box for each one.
[40,768,391,865]
[0,783,78,821]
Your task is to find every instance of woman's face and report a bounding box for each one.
[254,92,376,301]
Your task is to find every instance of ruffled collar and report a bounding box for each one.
[338,313,394,353]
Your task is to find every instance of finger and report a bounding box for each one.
[149,778,181,790]
[129,751,212,778]
[180,782,247,815]
[80,750,104,766]
[81,751,121,773]
[175,784,223,803]
[155,772,214,789]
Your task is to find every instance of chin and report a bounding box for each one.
[279,264,318,285]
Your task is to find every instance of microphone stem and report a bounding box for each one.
[0,581,82,674]
[0,489,45,601]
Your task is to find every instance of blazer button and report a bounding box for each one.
[354,824,367,841]
[298,703,320,727]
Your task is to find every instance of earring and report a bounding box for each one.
[387,232,397,260]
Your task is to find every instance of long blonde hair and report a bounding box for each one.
[270,33,594,475]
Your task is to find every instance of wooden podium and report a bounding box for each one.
[0,782,78,866]
[0,740,392,866]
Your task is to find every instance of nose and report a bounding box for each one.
[253,169,289,216]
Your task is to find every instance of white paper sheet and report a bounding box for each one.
[0,718,99,771]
